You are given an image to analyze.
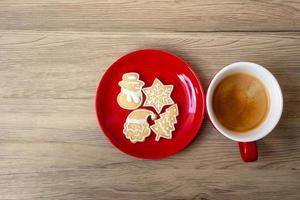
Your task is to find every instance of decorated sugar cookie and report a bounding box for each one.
[142,78,174,114]
[151,104,179,141]
[117,72,145,110]
[123,109,157,143]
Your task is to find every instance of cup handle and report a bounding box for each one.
[238,142,258,162]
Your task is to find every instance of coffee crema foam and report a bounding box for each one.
[213,73,269,133]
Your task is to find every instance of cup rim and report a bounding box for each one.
[206,62,283,142]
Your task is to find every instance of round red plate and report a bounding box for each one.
[96,49,205,159]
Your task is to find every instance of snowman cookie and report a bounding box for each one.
[117,72,145,110]
[123,109,156,143]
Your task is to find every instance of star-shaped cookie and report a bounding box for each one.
[142,78,174,113]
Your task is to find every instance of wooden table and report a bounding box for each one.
[1,1,299,199]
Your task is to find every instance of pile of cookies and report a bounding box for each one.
[117,72,179,143]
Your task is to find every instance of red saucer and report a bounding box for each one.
[96,49,205,159]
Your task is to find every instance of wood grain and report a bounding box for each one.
[0,0,300,32]
[0,30,299,199]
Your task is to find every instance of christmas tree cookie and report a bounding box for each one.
[151,104,179,141]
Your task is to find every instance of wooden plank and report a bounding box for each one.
[0,31,299,199]
[0,168,298,199]
[0,0,300,32]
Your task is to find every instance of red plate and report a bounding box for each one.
[96,49,205,159]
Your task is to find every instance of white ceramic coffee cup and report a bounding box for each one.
[206,62,283,161]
